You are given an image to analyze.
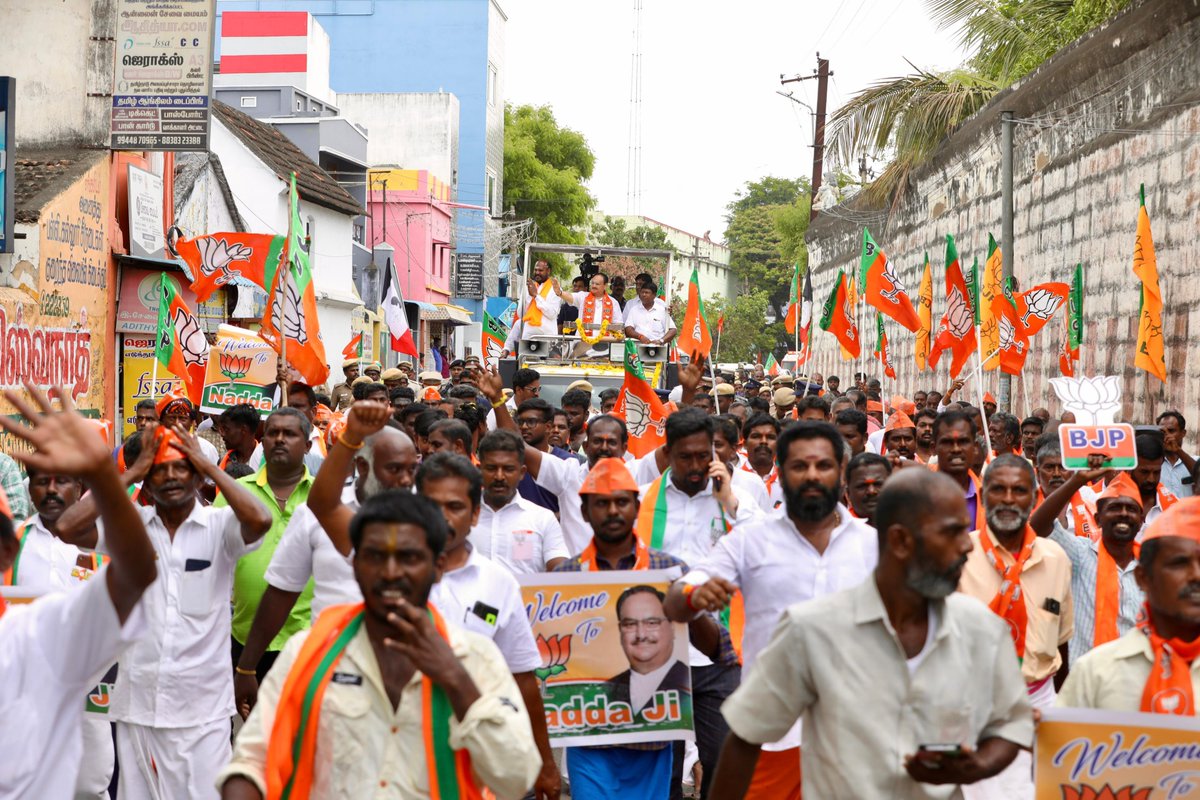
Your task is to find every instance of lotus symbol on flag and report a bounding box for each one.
[484,337,503,371]
[1049,375,1122,425]
[999,315,1015,349]
[624,391,665,439]
[219,352,254,381]
[1059,785,1151,800]
[173,309,209,368]
[945,287,973,337]
[197,238,252,287]
[534,633,572,684]
[1021,288,1062,327]
[271,278,308,344]
[879,261,906,303]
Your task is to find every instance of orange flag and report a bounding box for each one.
[677,267,712,359]
[874,315,896,380]
[819,269,861,359]
[928,234,977,379]
[979,235,1004,370]
[174,232,285,302]
[861,229,922,332]
[1011,282,1070,336]
[613,341,668,458]
[992,291,1030,376]
[915,253,933,370]
[1133,185,1167,382]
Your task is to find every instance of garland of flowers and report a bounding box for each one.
[578,320,610,345]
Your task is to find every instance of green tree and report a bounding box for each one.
[723,177,811,321]
[586,216,675,290]
[702,291,779,364]
[503,104,596,245]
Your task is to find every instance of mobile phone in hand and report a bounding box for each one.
[917,743,964,758]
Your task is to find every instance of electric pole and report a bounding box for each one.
[781,54,832,221]
[999,110,1015,412]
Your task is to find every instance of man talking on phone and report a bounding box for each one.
[709,469,1032,799]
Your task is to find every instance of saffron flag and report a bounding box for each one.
[717,313,725,335]
[381,259,419,357]
[259,174,331,387]
[819,269,861,359]
[1133,185,1167,382]
[1011,281,1070,337]
[915,252,933,370]
[980,235,1004,370]
[839,272,858,360]
[677,267,713,360]
[175,232,286,302]
[613,339,668,458]
[928,234,977,379]
[860,229,922,332]
[341,333,363,360]
[482,311,509,370]
[765,352,779,376]
[155,272,209,404]
[797,267,814,365]
[874,315,895,380]
[1058,314,1076,377]
[783,262,802,335]
[992,286,1030,376]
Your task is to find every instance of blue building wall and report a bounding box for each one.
[215,0,494,314]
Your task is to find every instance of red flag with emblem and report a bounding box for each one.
[860,229,922,332]
[992,291,1031,376]
[928,234,977,379]
[174,232,285,302]
[677,267,713,359]
[613,340,668,458]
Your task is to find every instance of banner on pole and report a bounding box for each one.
[200,325,279,417]
[518,569,694,747]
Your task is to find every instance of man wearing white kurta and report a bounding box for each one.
[503,260,563,352]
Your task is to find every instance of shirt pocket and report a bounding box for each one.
[511,530,537,563]
[325,683,372,795]
[178,560,216,618]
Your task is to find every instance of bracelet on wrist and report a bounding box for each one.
[339,436,365,451]
[491,396,507,409]
[682,583,698,612]
[235,666,256,677]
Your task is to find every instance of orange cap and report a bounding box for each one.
[155,389,192,419]
[313,403,334,424]
[884,410,916,432]
[578,457,639,495]
[420,387,443,403]
[983,392,998,405]
[1096,472,1141,508]
[867,400,884,413]
[1142,495,1200,544]
[153,428,188,464]
[890,395,916,416]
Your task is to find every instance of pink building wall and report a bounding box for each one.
[367,169,453,304]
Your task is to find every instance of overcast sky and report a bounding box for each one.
[504,0,969,243]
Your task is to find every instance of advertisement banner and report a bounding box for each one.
[120,334,180,438]
[116,266,225,334]
[127,165,165,258]
[1036,707,1200,798]
[200,324,277,417]
[518,569,694,747]
[110,0,215,151]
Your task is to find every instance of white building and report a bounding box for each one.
[594,213,736,304]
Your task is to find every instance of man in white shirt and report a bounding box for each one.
[0,386,157,800]
[472,430,568,574]
[558,272,625,357]
[623,280,677,346]
[666,421,878,799]
[57,425,274,800]
[710,468,1033,799]
[1157,410,1195,498]
[503,259,563,354]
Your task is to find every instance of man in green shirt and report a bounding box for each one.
[218,407,315,679]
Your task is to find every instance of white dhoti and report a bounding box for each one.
[115,718,229,800]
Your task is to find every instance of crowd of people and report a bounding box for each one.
[1,348,1199,800]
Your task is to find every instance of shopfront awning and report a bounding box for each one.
[413,302,474,326]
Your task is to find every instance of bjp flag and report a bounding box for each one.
[819,269,861,359]
[677,267,713,360]
[979,234,1004,370]
[612,340,668,458]
[874,314,896,379]
[928,234,978,379]
[860,229,922,332]
[1133,185,1167,382]
[783,262,802,335]
[174,232,285,302]
[155,272,209,404]
[1011,281,1070,336]
[915,252,933,370]
[992,289,1030,376]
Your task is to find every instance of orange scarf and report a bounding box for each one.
[1036,486,1099,540]
[264,602,482,800]
[523,280,553,327]
[978,525,1037,660]
[582,293,614,328]
[578,537,649,571]
[1139,607,1200,715]
[1094,540,1139,648]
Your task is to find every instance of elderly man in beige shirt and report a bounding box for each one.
[956,454,1073,799]
[218,493,539,800]
[710,468,1033,800]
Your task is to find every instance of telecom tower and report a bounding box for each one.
[625,0,643,215]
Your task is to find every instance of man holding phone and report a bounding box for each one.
[709,469,1032,799]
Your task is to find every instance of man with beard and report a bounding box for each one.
[739,414,783,512]
[881,410,918,465]
[217,492,540,800]
[709,469,1031,798]
[1029,435,1098,537]
[956,454,1072,800]
[711,415,772,512]
[1056,497,1200,713]
[1031,466,1145,666]
[667,421,877,800]
[1019,416,1044,461]
[233,409,421,719]
[987,412,1020,458]
[219,409,318,684]
[511,398,575,513]
[560,388,592,454]
[427,418,474,458]
[471,430,568,575]
[913,389,927,411]
[58,424,273,799]
[914,408,937,464]
[1134,433,1178,528]
[934,409,986,532]
[556,458,730,800]
[845,452,892,527]
[502,259,564,356]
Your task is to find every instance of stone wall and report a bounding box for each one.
[805,0,1200,439]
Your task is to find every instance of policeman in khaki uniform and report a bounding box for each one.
[331,360,360,411]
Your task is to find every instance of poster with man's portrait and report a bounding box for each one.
[519,568,694,747]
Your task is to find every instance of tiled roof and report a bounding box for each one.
[211,99,363,218]
[14,148,107,224]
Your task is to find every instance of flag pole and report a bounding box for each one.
[972,343,994,458]
[151,352,159,404]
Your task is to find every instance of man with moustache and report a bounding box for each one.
[1133,433,1177,528]
[914,408,938,464]
[1030,435,1098,537]
[666,421,878,799]
[845,452,892,527]
[709,470,1031,799]
[956,454,1072,800]
[502,259,564,356]
[217,492,540,799]
[881,410,919,465]
[1056,497,1200,713]
[933,409,986,532]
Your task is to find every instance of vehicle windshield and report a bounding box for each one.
[535,373,626,408]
